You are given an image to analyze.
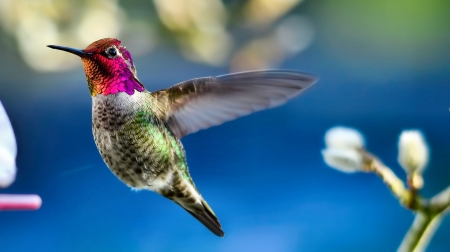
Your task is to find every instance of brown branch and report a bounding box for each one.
[360,151,409,207]
[359,150,450,252]
[429,186,450,213]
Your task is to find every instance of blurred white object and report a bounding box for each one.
[398,130,429,174]
[0,102,42,211]
[322,148,363,173]
[325,126,364,150]
[0,101,16,188]
[0,194,42,211]
[322,126,365,173]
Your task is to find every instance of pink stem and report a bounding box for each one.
[0,194,42,211]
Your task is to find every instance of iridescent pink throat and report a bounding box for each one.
[100,74,145,96]
[83,54,145,96]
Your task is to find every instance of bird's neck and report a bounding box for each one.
[82,57,145,97]
[92,92,148,116]
[87,76,145,97]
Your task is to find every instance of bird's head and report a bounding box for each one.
[48,38,145,96]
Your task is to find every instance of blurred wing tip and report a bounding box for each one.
[217,69,318,87]
[275,69,319,85]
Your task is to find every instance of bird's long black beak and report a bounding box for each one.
[47,45,91,57]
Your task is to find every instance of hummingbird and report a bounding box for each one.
[47,38,317,237]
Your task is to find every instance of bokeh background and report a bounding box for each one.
[1,0,450,251]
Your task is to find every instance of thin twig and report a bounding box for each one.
[361,151,408,206]
[398,212,434,252]
[324,141,450,251]
[360,150,450,251]
[413,211,446,252]
[429,186,450,213]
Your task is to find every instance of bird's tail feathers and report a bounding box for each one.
[159,171,224,237]
[182,199,224,237]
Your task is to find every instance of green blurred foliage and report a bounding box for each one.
[314,0,450,72]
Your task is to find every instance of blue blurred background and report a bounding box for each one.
[1,0,450,251]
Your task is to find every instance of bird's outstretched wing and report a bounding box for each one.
[152,70,317,139]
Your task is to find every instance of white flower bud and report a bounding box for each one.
[322,127,365,173]
[411,172,424,190]
[322,148,363,173]
[398,130,429,174]
[0,102,17,188]
[325,127,364,150]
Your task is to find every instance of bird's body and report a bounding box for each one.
[48,38,317,237]
[92,91,223,234]
[92,91,178,191]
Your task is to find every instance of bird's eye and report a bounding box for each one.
[106,47,117,57]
